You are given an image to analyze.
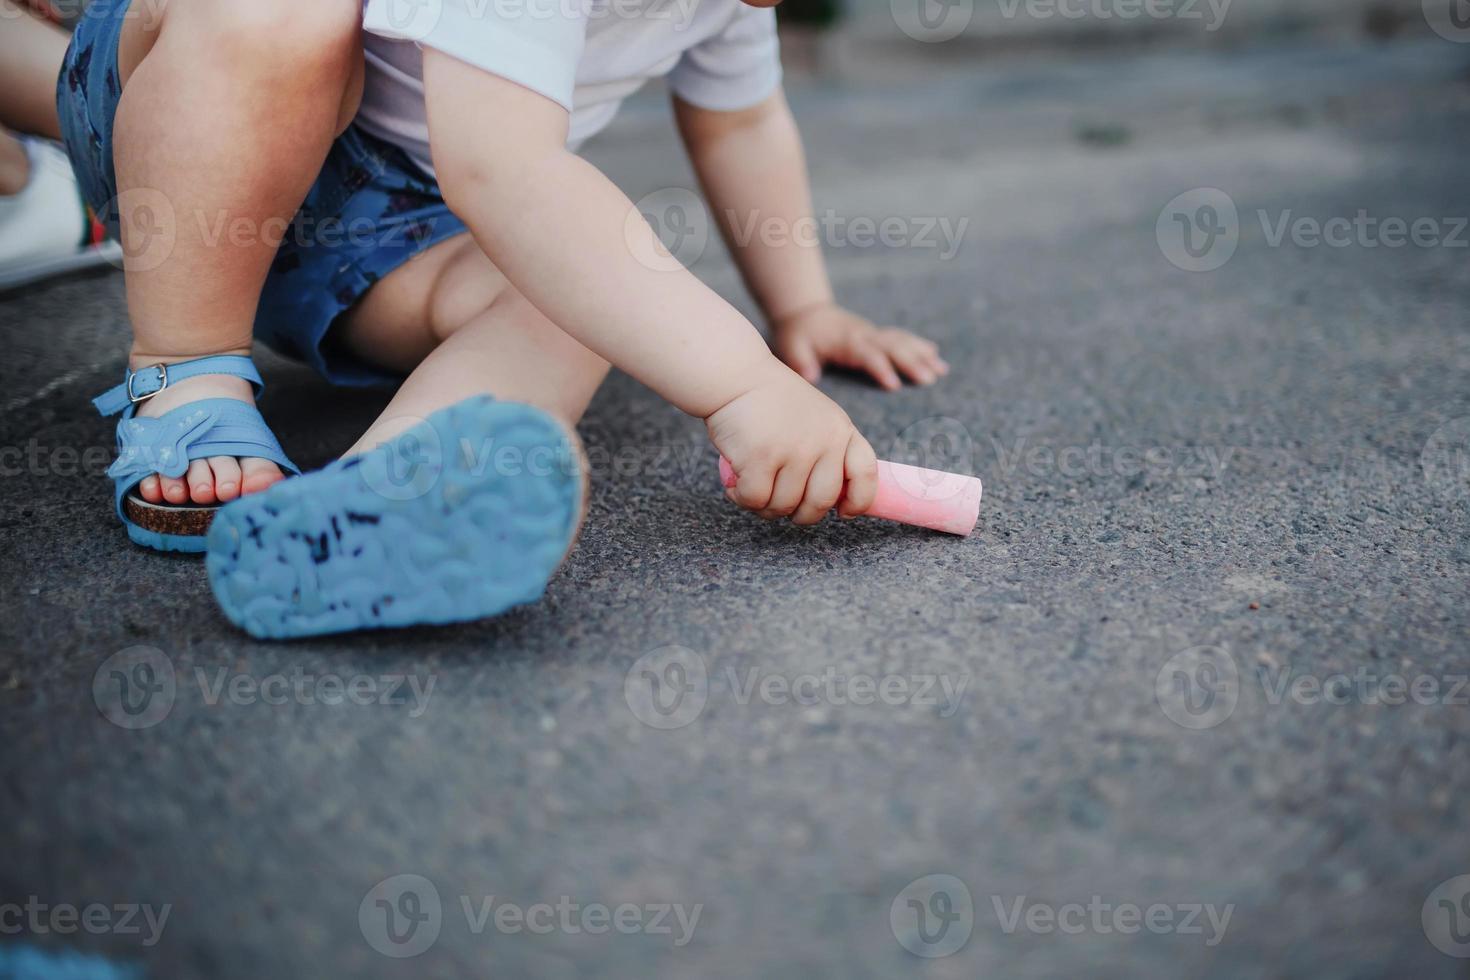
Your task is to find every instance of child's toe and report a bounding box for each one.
[160,474,189,504]
[209,456,243,502]
[138,475,163,504]
[187,459,218,505]
[240,458,286,496]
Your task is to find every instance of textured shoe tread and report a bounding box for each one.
[205,398,580,639]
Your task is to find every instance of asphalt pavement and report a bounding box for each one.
[2,33,1469,980]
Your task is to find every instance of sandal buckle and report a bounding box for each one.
[126,363,169,404]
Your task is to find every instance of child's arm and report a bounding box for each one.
[673,90,949,391]
[423,52,878,524]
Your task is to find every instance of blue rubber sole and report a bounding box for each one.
[205,396,583,639]
[126,519,207,553]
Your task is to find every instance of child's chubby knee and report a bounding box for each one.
[426,240,514,340]
[195,0,361,71]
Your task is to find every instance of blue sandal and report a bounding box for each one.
[205,395,585,639]
[93,355,300,554]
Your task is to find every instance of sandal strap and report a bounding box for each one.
[93,354,265,417]
[110,397,300,495]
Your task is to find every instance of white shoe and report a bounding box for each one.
[0,137,123,292]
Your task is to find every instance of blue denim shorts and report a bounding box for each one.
[58,0,468,386]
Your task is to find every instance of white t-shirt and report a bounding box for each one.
[359,0,783,177]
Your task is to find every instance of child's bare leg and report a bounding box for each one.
[0,0,68,195]
[205,232,595,638]
[0,128,26,196]
[334,235,611,456]
[110,0,363,505]
[0,0,68,141]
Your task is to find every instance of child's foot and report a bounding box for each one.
[127,356,287,506]
[94,353,300,554]
[206,396,586,639]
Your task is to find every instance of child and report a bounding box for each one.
[60,0,948,638]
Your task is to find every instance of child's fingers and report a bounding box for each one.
[922,342,951,376]
[880,329,947,376]
[792,452,844,525]
[730,459,777,512]
[838,436,880,518]
[841,340,902,391]
[759,461,811,520]
[888,341,940,385]
[782,337,823,384]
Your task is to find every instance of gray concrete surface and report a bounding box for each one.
[3,34,1470,980]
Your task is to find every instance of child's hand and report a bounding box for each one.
[772,304,949,391]
[707,364,879,525]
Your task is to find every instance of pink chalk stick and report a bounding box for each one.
[719,456,982,536]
